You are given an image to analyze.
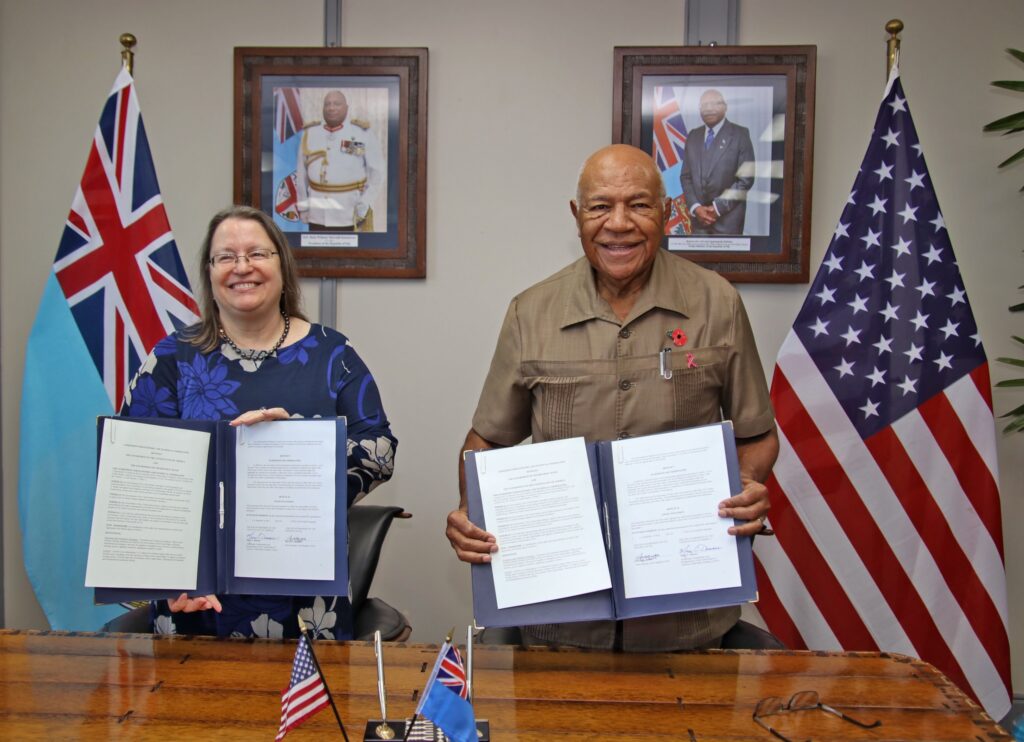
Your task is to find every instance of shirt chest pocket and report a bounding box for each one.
[668,346,728,429]
[522,360,612,441]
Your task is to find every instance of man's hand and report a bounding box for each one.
[719,477,770,536]
[722,427,780,536]
[695,204,718,225]
[446,508,498,564]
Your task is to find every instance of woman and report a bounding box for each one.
[120,205,397,639]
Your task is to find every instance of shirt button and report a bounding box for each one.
[619,379,632,391]
[618,328,632,339]
[617,432,631,440]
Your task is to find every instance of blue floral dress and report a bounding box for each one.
[120,323,397,639]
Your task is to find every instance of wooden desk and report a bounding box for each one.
[0,630,1006,740]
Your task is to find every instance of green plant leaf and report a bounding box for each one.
[1012,335,1024,344]
[1003,417,1024,433]
[1011,302,1024,312]
[996,356,1024,367]
[998,402,1024,418]
[984,111,1024,131]
[993,80,1024,92]
[1007,47,1024,64]
[999,148,1024,168]
[995,378,1024,387]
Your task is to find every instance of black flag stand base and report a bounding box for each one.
[364,719,490,741]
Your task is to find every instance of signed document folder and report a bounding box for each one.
[464,422,757,628]
[87,416,348,603]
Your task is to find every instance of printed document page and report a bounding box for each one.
[476,438,612,609]
[233,420,336,580]
[86,419,210,589]
[612,427,741,598]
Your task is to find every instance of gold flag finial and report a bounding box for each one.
[120,33,136,75]
[885,19,903,78]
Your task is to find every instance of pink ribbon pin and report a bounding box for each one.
[686,353,698,369]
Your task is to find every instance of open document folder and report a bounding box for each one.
[86,416,347,603]
[464,422,757,628]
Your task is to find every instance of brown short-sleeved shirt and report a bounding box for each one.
[472,249,774,651]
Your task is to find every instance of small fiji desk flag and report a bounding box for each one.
[402,631,477,742]
[18,64,199,630]
[753,62,1011,719]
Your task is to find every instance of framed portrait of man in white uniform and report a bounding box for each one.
[235,47,428,278]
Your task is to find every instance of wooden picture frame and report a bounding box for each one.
[614,46,816,283]
[234,47,428,278]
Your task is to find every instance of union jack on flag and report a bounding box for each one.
[436,643,469,699]
[651,85,688,171]
[53,66,198,408]
[275,87,304,143]
[650,86,692,235]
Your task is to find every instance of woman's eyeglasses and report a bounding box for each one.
[753,690,881,741]
[209,249,278,267]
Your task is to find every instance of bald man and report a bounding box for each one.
[680,89,756,235]
[295,90,384,231]
[446,144,778,651]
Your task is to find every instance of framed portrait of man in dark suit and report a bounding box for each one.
[614,46,816,283]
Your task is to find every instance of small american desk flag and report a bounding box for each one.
[754,65,1011,719]
[277,635,330,740]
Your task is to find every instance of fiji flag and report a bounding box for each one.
[650,86,692,235]
[18,66,199,630]
[414,641,476,742]
[272,87,305,232]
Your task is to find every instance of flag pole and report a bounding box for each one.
[885,19,903,78]
[298,616,350,741]
[119,33,136,74]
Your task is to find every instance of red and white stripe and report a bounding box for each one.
[754,329,1011,720]
[276,673,329,740]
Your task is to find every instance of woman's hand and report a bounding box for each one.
[229,407,290,426]
[167,593,223,613]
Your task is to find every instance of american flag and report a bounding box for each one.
[753,68,1011,719]
[54,67,198,407]
[650,85,693,235]
[275,87,304,143]
[276,635,330,740]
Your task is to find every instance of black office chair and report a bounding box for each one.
[101,504,412,640]
[720,619,786,649]
[348,504,412,641]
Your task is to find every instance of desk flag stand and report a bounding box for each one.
[364,626,490,742]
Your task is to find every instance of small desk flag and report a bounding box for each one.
[413,641,476,742]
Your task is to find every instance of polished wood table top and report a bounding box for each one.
[0,630,1007,740]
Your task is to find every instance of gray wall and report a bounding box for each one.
[2,0,1021,695]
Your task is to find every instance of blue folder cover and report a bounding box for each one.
[466,421,757,628]
[92,416,348,603]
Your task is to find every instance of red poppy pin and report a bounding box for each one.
[668,328,687,347]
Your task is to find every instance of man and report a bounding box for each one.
[446,144,779,651]
[295,90,384,231]
[679,89,755,235]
